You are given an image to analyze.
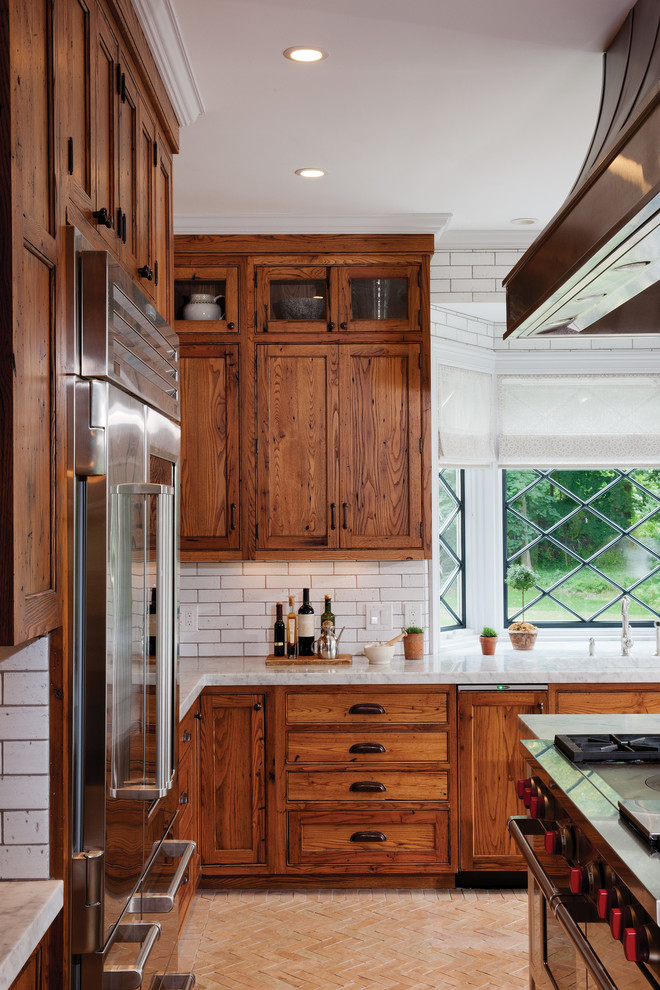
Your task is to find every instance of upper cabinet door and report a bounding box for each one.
[153,130,173,322]
[180,347,241,554]
[174,265,240,336]
[338,264,421,333]
[116,57,140,270]
[256,344,339,552]
[255,266,339,335]
[63,0,94,213]
[93,7,119,248]
[339,343,423,550]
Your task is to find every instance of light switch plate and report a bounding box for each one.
[365,603,393,631]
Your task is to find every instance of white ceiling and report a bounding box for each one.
[170,0,635,238]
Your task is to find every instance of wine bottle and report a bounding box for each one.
[273,602,285,656]
[320,594,335,635]
[148,587,157,657]
[286,596,298,658]
[298,587,315,656]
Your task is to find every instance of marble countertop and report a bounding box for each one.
[179,643,660,719]
[0,880,63,990]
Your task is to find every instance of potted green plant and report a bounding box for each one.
[505,563,538,650]
[479,626,498,655]
[403,626,425,660]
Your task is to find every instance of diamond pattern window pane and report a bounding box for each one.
[439,470,464,630]
[505,469,660,626]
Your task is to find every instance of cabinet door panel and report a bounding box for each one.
[257,345,339,551]
[153,132,172,320]
[338,264,421,333]
[551,686,660,714]
[18,0,53,236]
[116,59,139,265]
[458,689,547,871]
[200,694,266,866]
[66,0,94,207]
[180,348,240,552]
[135,97,155,289]
[94,9,117,247]
[339,344,422,549]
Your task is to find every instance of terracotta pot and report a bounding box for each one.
[479,635,497,656]
[508,629,538,651]
[403,632,424,660]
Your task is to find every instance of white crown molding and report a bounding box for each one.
[173,212,453,244]
[436,228,537,250]
[131,0,204,126]
[431,336,496,374]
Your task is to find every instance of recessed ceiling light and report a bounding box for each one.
[283,47,328,62]
[510,217,538,225]
[295,168,326,178]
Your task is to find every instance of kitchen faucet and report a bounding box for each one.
[621,595,634,657]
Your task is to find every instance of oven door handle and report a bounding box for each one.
[508,817,618,990]
[507,816,559,904]
[553,901,618,990]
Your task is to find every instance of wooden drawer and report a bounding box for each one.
[286,770,448,803]
[286,730,447,764]
[286,691,448,725]
[288,810,451,866]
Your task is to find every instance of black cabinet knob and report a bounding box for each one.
[92,207,113,229]
[182,729,191,743]
[137,264,153,281]
[254,702,263,711]
[227,322,235,330]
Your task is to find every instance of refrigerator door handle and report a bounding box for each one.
[103,922,161,990]
[129,840,196,913]
[110,482,176,801]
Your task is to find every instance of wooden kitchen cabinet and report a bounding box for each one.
[180,346,241,556]
[457,688,548,872]
[174,263,240,336]
[255,340,424,555]
[550,684,660,714]
[9,913,62,990]
[200,691,267,869]
[174,234,433,561]
[177,700,200,930]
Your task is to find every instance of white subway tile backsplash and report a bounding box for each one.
[3,811,48,844]
[3,741,49,775]
[222,575,266,589]
[0,775,49,811]
[3,673,49,706]
[0,845,49,880]
[0,707,49,741]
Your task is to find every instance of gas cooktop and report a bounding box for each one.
[555,733,660,764]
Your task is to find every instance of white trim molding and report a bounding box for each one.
[173,212,453,245]
[436,228,537,250]
[131,0,205,127]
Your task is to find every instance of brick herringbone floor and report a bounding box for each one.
[178,888,529,990]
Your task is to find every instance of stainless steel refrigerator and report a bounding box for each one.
[66,228,195,989]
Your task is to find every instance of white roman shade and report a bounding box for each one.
[497,374,660,467]
[437,364,495,466]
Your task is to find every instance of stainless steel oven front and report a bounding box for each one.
[509,775,660,990]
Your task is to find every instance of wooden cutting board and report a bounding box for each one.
[265,653,352,666]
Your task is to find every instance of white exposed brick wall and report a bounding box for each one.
[180,561,430,658]
[0,637,50,879]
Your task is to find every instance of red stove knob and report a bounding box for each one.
[517,778,531,799]
[597,889,612,920]
[610,907,623,940]
[570,867,586,894]
[624,927,651,963]
[544,829,560,855]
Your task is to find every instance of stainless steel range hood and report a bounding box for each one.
[504,0,660,339]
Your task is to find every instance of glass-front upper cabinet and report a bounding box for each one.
[255,262,422,334]
[255,265,338,333]
[174,265,239,335]
[337,264,421,333]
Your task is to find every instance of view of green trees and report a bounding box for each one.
[506,469,660,624]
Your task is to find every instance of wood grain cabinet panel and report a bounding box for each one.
[550,684,660,714]
[256,344,339,552]
[286,770,448,803]
[288,810,451,869]
[200,692,266,867]
[287,730,448,765]
[180,347,240,553]
[458,688,547,871]
[286,691,448,725]
[339,343,423,550]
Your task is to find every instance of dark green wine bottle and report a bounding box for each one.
[320,594,335,634]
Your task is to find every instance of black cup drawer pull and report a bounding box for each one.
[349,703,386,716]
[349,742,386,754]
[350,830,387,843]
[349,780,386,793]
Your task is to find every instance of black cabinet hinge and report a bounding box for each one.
[420,522,423,538]
[116,63,122,95]
[253,270,258,287]
[67,137,74,175]
[256,523,259,539]
[418,351,422,369]
[153,142,158,167]
[418,309,422,328]
[419,437,422,453]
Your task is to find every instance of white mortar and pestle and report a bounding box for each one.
[363,630,406,665]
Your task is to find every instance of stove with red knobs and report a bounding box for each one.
[509,717,660,990]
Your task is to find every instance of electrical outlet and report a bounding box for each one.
[404,603,422,629]
[180,605,197,631]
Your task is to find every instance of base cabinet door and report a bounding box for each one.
[550,684,660,714]
[457,688,547,871]
[200,692,266,867]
